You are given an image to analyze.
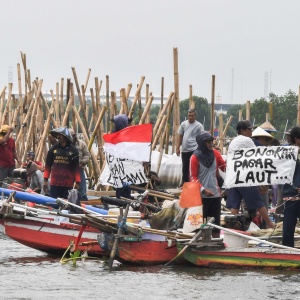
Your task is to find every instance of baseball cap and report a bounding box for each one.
[236,120,253,131]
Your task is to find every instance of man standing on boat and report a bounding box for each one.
[226,120,275,229]
[0,125,21,185]
[176,109,204,187]
[190,131,226,238]
[282,126,300,247]
[43,127,81,199]
[68,128,90,201]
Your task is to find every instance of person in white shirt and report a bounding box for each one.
[176,109,204,187]
[226,120,275,229]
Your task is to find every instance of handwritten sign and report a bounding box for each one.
[100,152,148,188]
[224,146,298,188]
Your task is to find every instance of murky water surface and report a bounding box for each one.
[1,233,300,300]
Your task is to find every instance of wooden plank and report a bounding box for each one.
[87,190,116,197]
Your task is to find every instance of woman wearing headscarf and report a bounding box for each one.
[190,131,226,237]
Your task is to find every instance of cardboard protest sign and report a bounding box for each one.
[224,146,298,188]
[99,152,148,188]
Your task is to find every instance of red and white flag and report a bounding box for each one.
[103,123,153,162]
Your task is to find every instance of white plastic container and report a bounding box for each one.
[223,231,249,248]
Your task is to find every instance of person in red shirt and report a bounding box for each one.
[0,125,21,184]
[43,127,80,199]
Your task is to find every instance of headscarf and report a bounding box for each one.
[194,131,215,168]
[112,114,129,132]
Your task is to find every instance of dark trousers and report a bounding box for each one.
[50,185,72,199]
[282,200,300,247]
[78,168,88,201]
[181,151,194,186]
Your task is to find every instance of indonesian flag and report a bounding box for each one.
[103,123,153,162]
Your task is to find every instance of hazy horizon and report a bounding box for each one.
[1,0,300,105]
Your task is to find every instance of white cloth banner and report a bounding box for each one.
[224,146,298,188]
[99,152,148,188]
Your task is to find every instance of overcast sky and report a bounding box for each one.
[1,0,300,105]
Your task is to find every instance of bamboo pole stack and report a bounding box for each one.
[0,49,247,192]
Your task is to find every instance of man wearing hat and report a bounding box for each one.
[69,128,90,201]
[43,127,80,199]
[226,120,275,229]
[0,125,21,183]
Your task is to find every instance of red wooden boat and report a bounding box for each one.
[0,212,106,257]
[116,236,179,265]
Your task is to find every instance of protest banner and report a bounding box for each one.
[224,146,298,188]
[99,152,148,188]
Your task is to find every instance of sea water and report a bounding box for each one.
[1,233,300,300]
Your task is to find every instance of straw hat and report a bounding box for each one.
[259,121,277,132]
[0,124,10,134]
[252,127,274,138]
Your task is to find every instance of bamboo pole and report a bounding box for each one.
[72,106,100,178]
[20,51,28,96]
[218,113,224,154]
[88,106,107,150]
[164,94,175,154]
[22,80,43,161]
[152,91,174,137]
[8,83,13,125]
[109,91,116,132]
[83,68,91,93]
[139,93,154,124]
[105,75,110,132]
[189,84,194,109]
[160,77,164,111]
[0,86,7,125]
[61,91,74,127]
[238,110,242,121]
[210,75,215,135]
[36,108,55,162]
[128,76,145,119]
[60,78,64,123]
[119,88,127,115]
[222,115,233,138]
[17,64,23,124]
[145,84,150,124]
[152,115,168,150]
[71,67,89,132]
[246,100,251,121]
[172,47,180,154]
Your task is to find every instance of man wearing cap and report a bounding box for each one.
[226,120,275,229]
[176,109,204,187]
[0,125,21,184]
[69,129,90,201]
[43,127,80,199]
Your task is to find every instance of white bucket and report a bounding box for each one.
[223,231,249,248]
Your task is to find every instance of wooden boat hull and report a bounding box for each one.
[0,214,106,257]
[180,244,300,270]
[116,238,178,265]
